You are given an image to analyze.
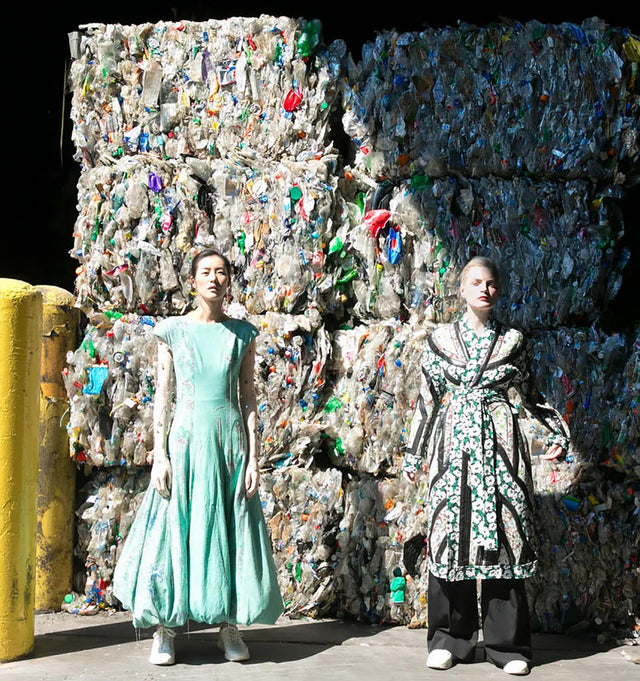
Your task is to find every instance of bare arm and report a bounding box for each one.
[239,339,260,498]
[151,340,174,497]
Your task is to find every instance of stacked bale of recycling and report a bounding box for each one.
[68,17,343,166]
[62,466,151,614]
[71,153,345,318]
[341,18,638,183]
[260,466,344,617]
[336,18,639,634]
[332,172,627,328]
[63,313,158,468]
[524,326,639,637]
[65,15,350,614]
[64,14,639,638]
[249,308,332,468]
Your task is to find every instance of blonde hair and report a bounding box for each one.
[459,256,501,290]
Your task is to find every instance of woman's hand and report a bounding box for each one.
[541,443,565,461]
[151,456,172,498]
[245,458,260,498]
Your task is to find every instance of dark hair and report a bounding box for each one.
[190,248,232,279]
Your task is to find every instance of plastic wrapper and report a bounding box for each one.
[68,17,346,168]
[342,19,639,183]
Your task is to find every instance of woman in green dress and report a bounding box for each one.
[402,256,569,676]
[113,248,284,666]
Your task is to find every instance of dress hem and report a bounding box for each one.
[428,560,537,581]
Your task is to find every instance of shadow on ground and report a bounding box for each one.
[530,633,620,668]
[29,616,400,666]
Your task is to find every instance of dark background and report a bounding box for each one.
[6,2,638,332]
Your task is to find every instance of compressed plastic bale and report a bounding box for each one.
[204,155,343,316]
[528,467,639,639]
[334,169,628,329]
[63,314,159,468]
[526,328,630,468]
[518,327,639,639]
[334,474,389,623]
[320,317,429,475]
[503,323,636,636]
[65,466,150,614]
[259,466,344,618]
[68,17,345,168]
[341,19,639,183]
[71,153,344,318]
[64,306,332,471]
[610,326,639,478]
[71,156,203,316]
[327,170,416,322]
[335,473,430,624]
[246,308,331,469]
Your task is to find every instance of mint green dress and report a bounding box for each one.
[113,316,284,629]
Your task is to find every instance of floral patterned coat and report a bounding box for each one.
[403,317,569,581]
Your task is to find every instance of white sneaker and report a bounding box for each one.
[217,623,250,662]
[503,660,530,675]
[427,648,454,669]
[149,625,175,665]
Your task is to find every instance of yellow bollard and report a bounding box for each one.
[0,279,42,661]
[35,286,79,612]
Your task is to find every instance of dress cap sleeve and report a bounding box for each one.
[236,319,259,344]
[153,317,174,345]
[246,321,259,343]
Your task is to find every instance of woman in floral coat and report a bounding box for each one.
[402,256,569,676]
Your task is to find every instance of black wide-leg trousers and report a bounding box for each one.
[427,572,532,668]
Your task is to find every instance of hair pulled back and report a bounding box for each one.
[190,248,232,279]
[460,256,501,290]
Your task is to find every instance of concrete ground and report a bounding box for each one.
[0,611,638,681]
